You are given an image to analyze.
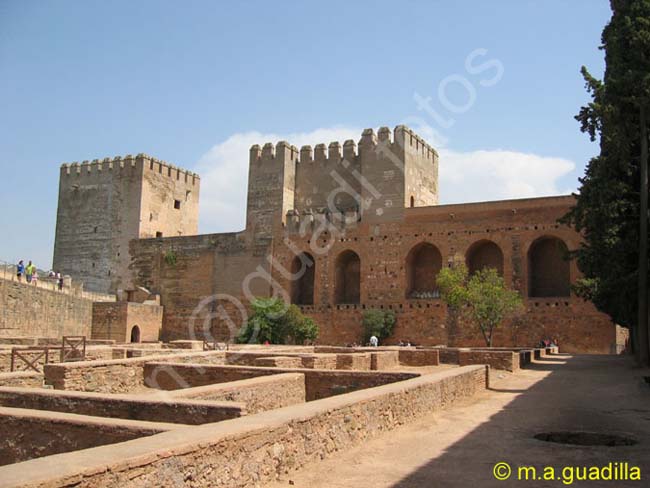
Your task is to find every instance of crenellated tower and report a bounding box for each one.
[246,125,439,236]
[53,154,200,293]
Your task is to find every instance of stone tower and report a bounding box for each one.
[248,125,439,236]
[53,154,200,293]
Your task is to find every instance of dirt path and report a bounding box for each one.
[264,355,650,488]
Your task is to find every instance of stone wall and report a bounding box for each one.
[43,350,227,393]
[0,387,245,425]
[457,349,521,372]
[91,301,163,343]
[0,406,174,466]
[168,373,306,414]
[0,276,94,338]
[144,362,419,401]
[0,372,42,388]
[0,366,487,487]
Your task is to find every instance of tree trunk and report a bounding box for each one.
[636,107,648,364]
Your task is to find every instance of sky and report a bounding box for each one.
[0,0,611,268]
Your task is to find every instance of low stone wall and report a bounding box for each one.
[0,406,175,466]
[300,354,338,369]
[436,347,460,364]
[0,371,43,388]
[0,387,246,425]
[0,366,487,487]
[371,351,399,370]
[398,349,440,366]
[458,350,520,372]
[144,363,419,401]
[254,356,304,368]
[44,350,227,393]
[336,353,371,370]
[167,373,306,414]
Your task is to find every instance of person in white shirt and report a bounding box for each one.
[369,335,379,347]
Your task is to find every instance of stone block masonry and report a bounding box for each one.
[53,154,200,294]
[0,275,96,339]
[144,362,419,401]
[43,350,227,393]
[166,373,306,414]
[0,366,487,487]
[0,406,178,466]
[0,387,246,425]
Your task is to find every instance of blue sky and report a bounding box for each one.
[0,0,611,268]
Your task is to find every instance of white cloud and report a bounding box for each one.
[194,127,577,234]
[439,148,576,204]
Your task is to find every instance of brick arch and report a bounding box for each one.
[466,239,504,276]
[290,252,315,305]
[527,236,570,297]
[406,242,442,298]
[334,250,361,304]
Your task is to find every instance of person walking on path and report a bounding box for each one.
[16,260,24,282]
[31,268,38,286]
[25,261,35,284]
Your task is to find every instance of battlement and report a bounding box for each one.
[60,154,200,186]
[249,125,438,167]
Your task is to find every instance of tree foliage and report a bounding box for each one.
[560,1,650,351]
[362,309,396,344]
[438,264,523,347]
[237,297,319,345]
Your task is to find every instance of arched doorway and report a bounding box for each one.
[130,325,141,343]
[290,252,315,305]
[406,242,442,298]
[466,240,504,276]
[528,236,570,297]
[335,250,361,304]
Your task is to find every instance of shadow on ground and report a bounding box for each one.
[391,354,650,487]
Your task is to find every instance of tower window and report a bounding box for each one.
[156,231,163,238]
[410,196,415,208]
[93,226,98,233]
[174,200,181,209]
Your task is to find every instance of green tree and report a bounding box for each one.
[237,297,319,345]
[362,309,396,345]
[438,264,523,347]
[560,0,650,364]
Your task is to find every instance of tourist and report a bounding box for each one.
[32,268,38,286]
[369,335,379,347]
[56,271,63,291]
[16,260,24,282]
[25,260,35,283]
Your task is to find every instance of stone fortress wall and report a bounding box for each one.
[119,126,618,353]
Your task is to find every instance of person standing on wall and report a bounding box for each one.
[16,260,24,282]
[25,260,35,284]
[56,271,63,291]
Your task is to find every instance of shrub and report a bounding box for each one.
[362,309,396,345]
[237,297,319,345]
